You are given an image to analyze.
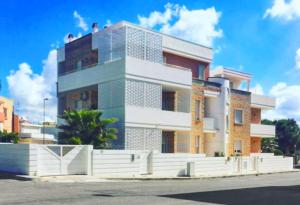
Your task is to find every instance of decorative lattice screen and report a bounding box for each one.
[126,127,162,151]
[126,26,162,63]
[126,79,161,109]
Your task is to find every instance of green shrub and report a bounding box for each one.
[0,131,19,143]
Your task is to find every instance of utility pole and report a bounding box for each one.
[43,98,49,144]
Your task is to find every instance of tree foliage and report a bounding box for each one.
[262,119,300,155]
[58,110,118,149]
[0,131,19,143]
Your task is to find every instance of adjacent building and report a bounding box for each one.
[0,96,19,133]
[19,121,57,144]
[57,21,276,156]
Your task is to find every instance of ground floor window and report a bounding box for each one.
[195,136,201,153]
[234,140,242,155]
[162,131,175,153]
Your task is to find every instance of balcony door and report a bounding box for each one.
[162,131,175,153]
[162,91,175,111]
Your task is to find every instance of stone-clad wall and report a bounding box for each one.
[229,91,251,156]
[251,108,261,124]
[191,84,205,154]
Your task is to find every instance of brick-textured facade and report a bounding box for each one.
[250,137,261,153]
[228,91,251,156]
[191,83,205,154]
[251,108,261,124]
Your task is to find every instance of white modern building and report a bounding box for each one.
[57,21,276,156]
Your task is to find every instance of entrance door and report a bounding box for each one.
[162,131,175,153]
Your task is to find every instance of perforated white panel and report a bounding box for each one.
[126,127,162,151]
[145,32,163,63]
[144,129,162,151]
[126,80,144,107]
[126,26,162,63]
[126,128,144,150]
[126,79,161,109]
[144,82,161,108]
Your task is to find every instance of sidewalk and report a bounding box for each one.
[2,169,299,183]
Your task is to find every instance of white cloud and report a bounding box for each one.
[73,11,88,31]
[138,3,223,47]
[6,50,57,123]
[263,82,300,124]
[264,0,300,20]
[296,48,300,69]
[250,83,264,95]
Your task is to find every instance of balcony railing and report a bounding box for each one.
[203,117,217,132]
[250,124,275,138]
[251,94,275,109]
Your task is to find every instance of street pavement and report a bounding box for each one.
[1,172,300,204]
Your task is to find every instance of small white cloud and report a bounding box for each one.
[264,0,300,21]
[250,83,264,95]
[6,50,58,123]
[296,48,300,69]
[73,11,88,31]
[263,82,300,124]
[138,3,223,47]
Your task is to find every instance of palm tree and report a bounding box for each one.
[58,110,118,149]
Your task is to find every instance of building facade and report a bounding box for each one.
[0,96,19,133]
[57,21,276,156]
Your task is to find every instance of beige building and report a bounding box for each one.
[0,96,14,132]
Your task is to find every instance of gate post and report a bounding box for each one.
[86,145,93,176]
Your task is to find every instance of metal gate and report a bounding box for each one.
[37,145,91,176]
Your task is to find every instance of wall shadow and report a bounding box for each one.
[160,185,300,205]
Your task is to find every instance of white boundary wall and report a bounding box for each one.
[92,150,144,177]
[0,143,37,175]
[0,144,294,177]
[151,153,206,176]
[0,144,92,176]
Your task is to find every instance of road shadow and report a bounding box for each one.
[160,185,300,205]
[0,172,31,181]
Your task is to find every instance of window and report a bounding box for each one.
[195,136,200,153]
[234,109,243,125]
[234,140,242,154]
[195,100,201,121]
[226,114,229,131]
[198,64,205,80]
[3,108,7,120]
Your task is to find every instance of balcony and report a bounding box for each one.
[250,124,275,138]
[126,57,192,88]
[203,118,218,133]
[251,94,275,109]
[125,106,191,131]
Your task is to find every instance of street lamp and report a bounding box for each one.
[43,98,49,144]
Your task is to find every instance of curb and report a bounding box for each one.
[0,172,39,181]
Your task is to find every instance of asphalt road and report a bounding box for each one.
[1,172,300,205]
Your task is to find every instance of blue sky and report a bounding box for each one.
[1,0,300,122]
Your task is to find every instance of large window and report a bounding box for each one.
[195,100,201,121]
[198,64,205,80]
[234,109,244,125]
